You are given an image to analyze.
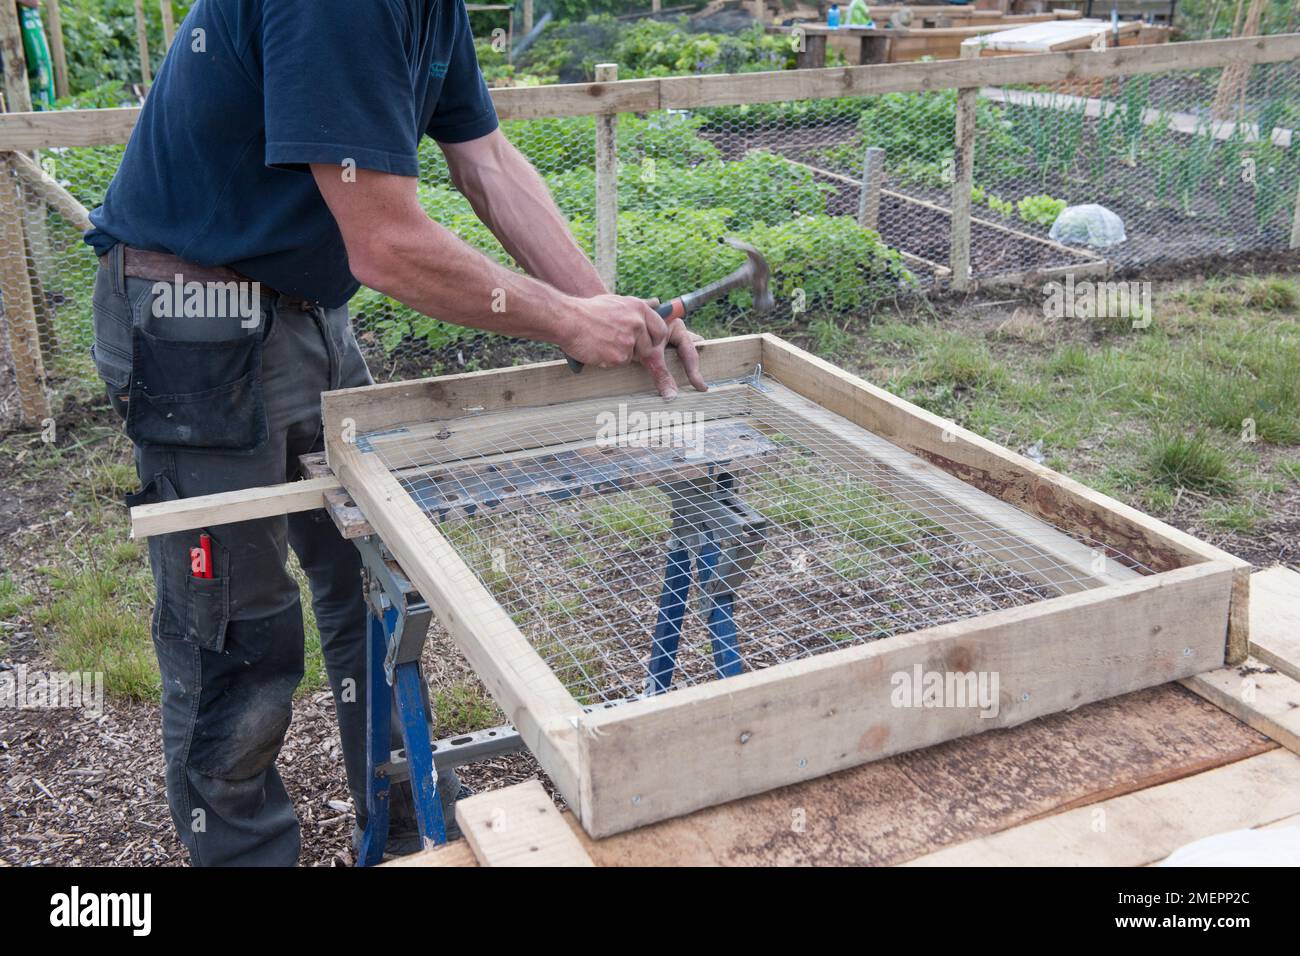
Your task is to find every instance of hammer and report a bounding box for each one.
[566,236,773,373]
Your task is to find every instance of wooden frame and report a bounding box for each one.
[320,334,1248,838]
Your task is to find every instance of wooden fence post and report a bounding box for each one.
[0,1,33,113]
[0,156,51,424]
[523,0,533,34]
[160,0,175,51]
[134,0,152,85]
[857,146,884,230]
[45,0,70,99]
[594,62,618,292]
[949,45,977,291]
[1290,172,1300,251]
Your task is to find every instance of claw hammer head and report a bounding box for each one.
[671,236,774,319]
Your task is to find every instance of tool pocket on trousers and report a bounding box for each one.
[125,325,267,452]
[127,473,231,653]
[184,572,231,654]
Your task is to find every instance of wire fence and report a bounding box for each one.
[1,39,1298,429]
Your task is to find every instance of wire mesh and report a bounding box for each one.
[359,372,1152,709]
[2,52,1298,431]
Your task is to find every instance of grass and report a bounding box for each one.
[756,467,938,549]
[818,272,1300,525]
[1149,430,1238,496]
[432,682,500,735]
[4,433,329,704]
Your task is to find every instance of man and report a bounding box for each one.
[86,0,705,866]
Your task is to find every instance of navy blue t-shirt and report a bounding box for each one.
[85,0,499,307]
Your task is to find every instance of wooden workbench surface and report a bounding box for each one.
[396,681,1273,866]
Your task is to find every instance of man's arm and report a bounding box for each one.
[310,164,677,392]
[440,130,707,393]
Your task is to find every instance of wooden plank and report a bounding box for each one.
[653,35,1300,110]
[0,157,49,424]
[0,107,141,150]
[320,333,763,450]
[758,334,1253,661]
[490,77,661,122]
[1182,658,1300,755]
[328,437,586,814]
[359,381,753,466]
[575,560,1234,837]
[905,748,1300,866]
[5,149,91,231]
[571,683,1269,865]
[381,838,479,867]
[45,0,70,100]
[761,382,1139,592]
[455,780,593,866]
[392,685,1273,867]
[3,35,1299,150]
[1248,566,1300,681]
[129,476,340,539]
[594,63,618,292]
[976,258,1110,289]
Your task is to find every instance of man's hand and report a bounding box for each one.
[560,297,710,400]
[667,322,709,395]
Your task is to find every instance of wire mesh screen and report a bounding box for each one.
[358,374,1151,707]
[2,54,1298,430]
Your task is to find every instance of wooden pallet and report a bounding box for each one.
[317,334,1249,838]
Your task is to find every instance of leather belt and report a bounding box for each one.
[103,246,317,309]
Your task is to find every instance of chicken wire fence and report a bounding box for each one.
[359,373,1153,707]
[1,53,1298,429]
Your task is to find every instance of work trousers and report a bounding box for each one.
[91,243,374,865]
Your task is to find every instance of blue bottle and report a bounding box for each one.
[827,4,841,28]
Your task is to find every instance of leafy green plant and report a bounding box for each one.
[985,194,1014,217]
[1015,194,1066,228]
[56,0,194,95]
[545,151,832,228]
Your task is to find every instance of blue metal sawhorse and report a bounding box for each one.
[647,472,767,695]
[352,534,524,866]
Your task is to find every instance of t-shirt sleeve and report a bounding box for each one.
[262,0,421,176]
[425,2,499,144]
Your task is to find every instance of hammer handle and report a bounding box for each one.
[564,301,685,374]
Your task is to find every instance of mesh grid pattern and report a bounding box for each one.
[2,56,1297,429]
[361,374,1151,707]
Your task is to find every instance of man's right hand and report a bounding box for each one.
[561,294,684,398]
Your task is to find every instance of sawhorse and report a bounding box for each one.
[353,533,524,866]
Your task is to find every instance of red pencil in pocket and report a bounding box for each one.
[191,535,214,578]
